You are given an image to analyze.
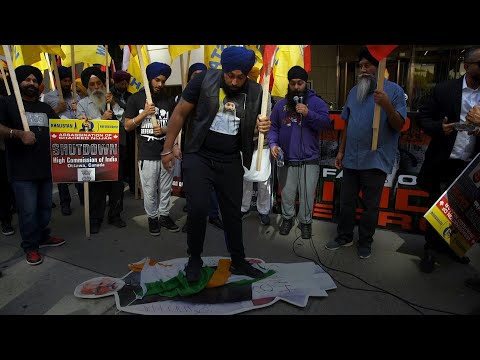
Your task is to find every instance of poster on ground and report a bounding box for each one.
[424,153,480,257]
[50,119,119,183]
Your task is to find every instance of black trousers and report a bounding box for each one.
[183,153,244,262]
[336,168,387,248]
[57,183,84,206]
[89,145,126,224]
[0,149,14,224]
[424,158,470,253]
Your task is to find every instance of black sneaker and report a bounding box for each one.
[298,222,311,239]
[159,215,179,232]
[230,259,264,278]
[148,217,161,236]
[208,216,224,230]
[1,223,14,236]
[279,218,293,235]
[419,251,436,273]
[259,213,270,226]
[108,217,127,228]
[61,203,72,216]
[185,256,203,282]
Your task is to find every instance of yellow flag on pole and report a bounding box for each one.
[61,45,106,66]
[168,45,200,64]
[127,51,145,94]
[271,45,304,97]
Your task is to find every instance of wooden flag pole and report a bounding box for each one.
[2,45,30,131]
[256,47,277,171]
[84,182,90,239]
[45,53,55,91]
[51,53,64,102]
[70,45,77,117]
[0,65,11,95]
[105,45,111,111]
[136,45,158,127]
[185,50,191,87]
[371,58,386,151]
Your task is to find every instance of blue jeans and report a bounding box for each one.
[12,179,52,252]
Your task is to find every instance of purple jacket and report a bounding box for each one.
[268,89,331,162]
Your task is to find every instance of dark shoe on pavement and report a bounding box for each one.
[90,222,101,234]
[279,218,293,235]
[61,203,72,216]
[208,216,224,230]
[465,277,480,293]
[230,259,264,278]
[325,238,354,250]
[1,223,15,236]
[357,246,372,259]
[259,213,270,226]
[39,236,66,248]
[298,222,312,239]
[108,217,127,228]
[148,217,161,236]
[419,252,436,273]
[241,210,251,219]
[159,215,179,232]
[26,250,43,265]
[185,256,203,282]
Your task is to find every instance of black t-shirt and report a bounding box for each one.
[124,90,176,160]
[0,95,59,181]
[182,72,246,163]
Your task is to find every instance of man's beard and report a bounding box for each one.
[88,88,106,112]
[21,84,39,99]
[221,77,246,97]
[286,87,306,111]
[356,74,376,103]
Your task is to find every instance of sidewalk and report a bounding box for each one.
[1,188,479,315]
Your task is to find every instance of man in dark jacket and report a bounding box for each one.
[162,46,270,282]
[416,46,480,273]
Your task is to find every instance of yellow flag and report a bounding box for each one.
[168,45,200,64]
[271,45,304,97]
[245,45,263,83]
[127,53,145,94]
[12,45,65,68]
[31,53,50,71]
[204,45,228,69]
[61,45,106,66]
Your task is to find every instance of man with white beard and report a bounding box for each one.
[325,47,406,259]
[77,66,127,234]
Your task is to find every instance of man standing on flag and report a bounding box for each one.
[0,65,66,265]
[43,66,83,216]
[124,63,179,236]
[268,65,332,238]
[416,46,480,272]
[162,46,270,282]
[325,47,406,259]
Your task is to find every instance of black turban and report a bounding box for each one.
[220,46,255,76]
[81,66,106,88]
[358,46,379,67]
[287,66,308,82]
[57,66,72,80]
[112,70,131,83]
[187,63,207,82]
[146,62,171,81]
[15,65,43,84]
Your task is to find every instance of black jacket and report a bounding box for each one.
[416,76,480,192]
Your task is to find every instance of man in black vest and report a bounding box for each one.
[162,46,271,282]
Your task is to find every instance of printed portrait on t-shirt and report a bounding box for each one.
[138,106,169,141]
[210,91,246,135]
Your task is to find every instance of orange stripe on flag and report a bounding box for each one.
[366,45,398,61]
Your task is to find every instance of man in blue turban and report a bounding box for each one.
[124,61,179,235]
[43,65,83,216]
[187,63,207,82]
[162,46,271,282]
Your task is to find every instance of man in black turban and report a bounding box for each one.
[161,46,270,282]
[43,65,83,216]
[0,65,66,265]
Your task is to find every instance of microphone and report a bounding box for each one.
[293,95,302,104]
